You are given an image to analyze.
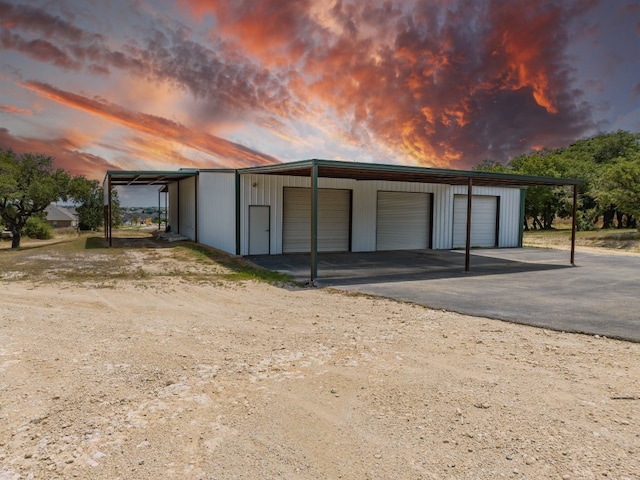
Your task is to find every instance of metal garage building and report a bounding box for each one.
[105,159,579,281]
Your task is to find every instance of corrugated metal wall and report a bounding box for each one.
[452,185,522,247]
[376,191,431,250]
[452,195,498,248]
[240,174,354,255]
[178,176,196,240]
[167,183,179,234]
[351,180,451,250]
[198,171,237,254]
[238,174,523,254]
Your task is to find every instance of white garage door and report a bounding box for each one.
[283,188,351,253]
[376,191,431,250]
[452,195,498,248]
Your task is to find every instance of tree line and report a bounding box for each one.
[476,130,640,231]
[0,149,120,248]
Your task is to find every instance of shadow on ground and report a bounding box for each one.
[247,249,572,285]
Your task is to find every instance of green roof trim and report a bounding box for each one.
[104,170,199,186]
[239,159,580,187]
[104,159,580,189]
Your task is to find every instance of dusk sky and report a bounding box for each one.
[1,0,639,205]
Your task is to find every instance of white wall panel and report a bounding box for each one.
[239,174,355,255]
[351,181,452,251]
[178,176,196,240]
[451,185,522,248]
[198,171,236,254]
[376,192,430,250]
[452,195,498,248]
[167,183,179,234]
[237,174,523,254]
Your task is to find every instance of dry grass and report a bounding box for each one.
[3,225,638,285]
[0,229,291,285]
[524,223,640,254]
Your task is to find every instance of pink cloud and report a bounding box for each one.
[21,81,280,167]
[0,103,31,115]
[2,0,608,170]
[0,127,118,180]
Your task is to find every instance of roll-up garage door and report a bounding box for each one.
[376,191,431,250]
[283,188,351,253]
[452,195,498,248]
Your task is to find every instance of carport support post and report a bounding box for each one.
[464,177,473,272]
[235,171,241,255]
[571,183,577,265]
[310,164,318,283]
[108,175,113,247]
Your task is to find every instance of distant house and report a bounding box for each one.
[45,204,77,228]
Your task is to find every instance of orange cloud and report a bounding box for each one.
[0,127,118,180]
[177,0,597,167]
[21,81,280,168]
[0,104,31,115]
[2,0,604,171]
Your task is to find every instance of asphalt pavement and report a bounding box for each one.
[248,248,640,342]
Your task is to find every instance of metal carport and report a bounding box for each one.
[103,170,199,246]
[239,159,581,283]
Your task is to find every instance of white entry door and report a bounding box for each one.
[249,206,270,255]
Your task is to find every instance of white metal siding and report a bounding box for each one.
[178,176,196,240]
[376,192,430,250]
[452,195,498,248]
[198,171,236,254]
[239,174,354,255]
[351,181,450,251]
[167,182,179,233]
[451,186,522,248]
[238,174,523,254]
[282,187,350,253]
[500,189,523,247]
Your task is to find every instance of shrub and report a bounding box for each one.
[576,210,597,231]
[24,216,53,239]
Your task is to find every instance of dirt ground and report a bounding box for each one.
[1,237,639,479]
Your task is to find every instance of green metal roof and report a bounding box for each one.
[240,159,580,187]
[104,169,198,186]
[104,159,580,189]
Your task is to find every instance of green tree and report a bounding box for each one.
[478,131,640,231]
[562,131,640,228]
[71,177,102,230]
[474,159,509,173]
[596,158,640,230]
[70,177,122,230]
[0,149,72,248]
[477,149,568,230]
[110,189,123,228]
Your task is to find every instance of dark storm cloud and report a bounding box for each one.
[182,0,600,166]
[0,1,303,124]
[2,0,609,168]
[0,1,103,43]
[0,30,82,69]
